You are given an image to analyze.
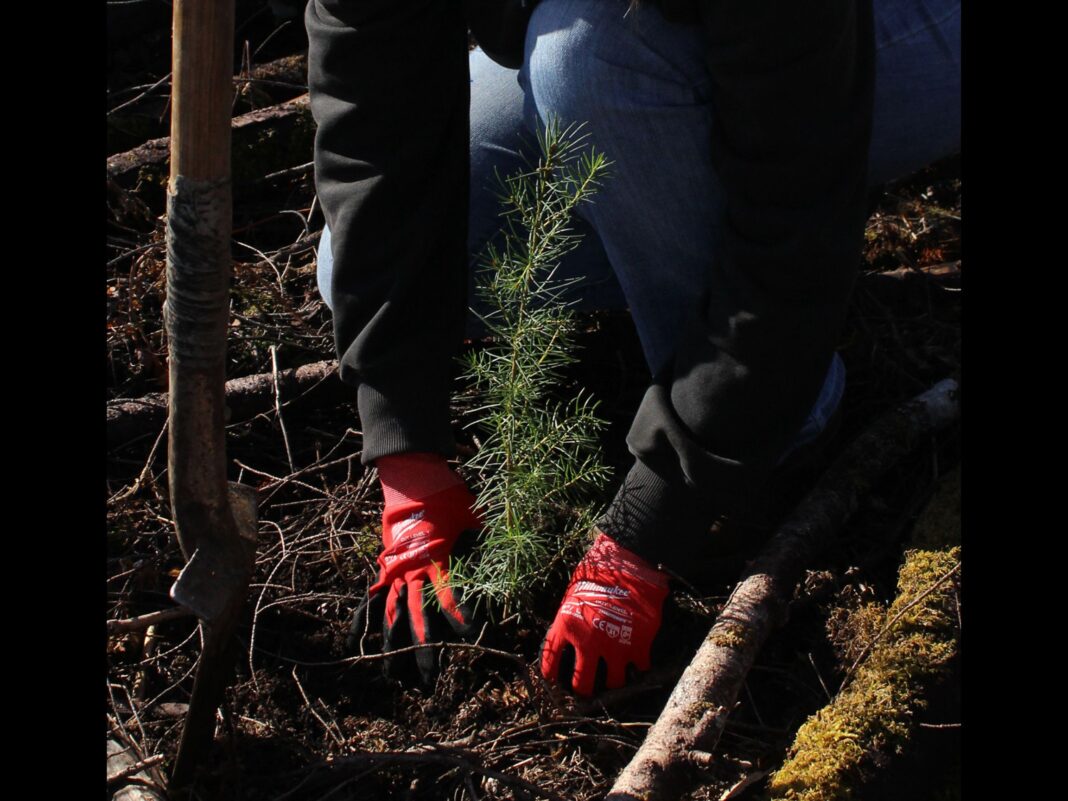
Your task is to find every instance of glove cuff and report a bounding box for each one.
[586,531,670,591]
[596,459,716,575]
[377,451,465,507]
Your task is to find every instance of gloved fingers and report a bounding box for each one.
[440,586,480,641]
[427,563,478,641]
[346,586,385,652]
[605,658,627,691]
[383,578,405,634]
[632,646,652,673]
[539,631,562,685]
[542,631,579,691]
[442,530,483,640]
[406,576,431,644]
[382,581,414,681]
[570,645,598,697]
[409,578,439,686]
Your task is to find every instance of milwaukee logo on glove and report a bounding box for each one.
[541,532,670,696]
[390,510,426,539]
[572,580,630,598]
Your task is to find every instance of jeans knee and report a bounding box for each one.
[524,0,712,137]
[523,1,617,129]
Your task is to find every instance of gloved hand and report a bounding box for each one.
[541,531,670,696]
[347,452,482,685]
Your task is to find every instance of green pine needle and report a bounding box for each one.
[451,118,612,613]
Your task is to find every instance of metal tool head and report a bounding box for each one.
[169,483,259,622]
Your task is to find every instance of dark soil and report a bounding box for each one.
[107,5,961,800]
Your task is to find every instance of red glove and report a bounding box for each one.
[541,532,670,696]
[348,453,482,684]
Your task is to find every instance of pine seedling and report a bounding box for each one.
[451,119,612,614]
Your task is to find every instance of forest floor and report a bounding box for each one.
[107,4,961,800]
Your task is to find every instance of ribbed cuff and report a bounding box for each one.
[597,459,717,575]
[357,382,456,465]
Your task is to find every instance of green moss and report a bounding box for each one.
[709,621,749,651]
[767,547,960,801]
[827,603,886,667]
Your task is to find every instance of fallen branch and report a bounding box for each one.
[108,754,167,787]
[606,377,960,801]
[107,93,312,200]
[864,260,961,302]
[871,260,960,282]
[108,53,307,118]
[107,739,166,801]
[107,606,194,635]
[107,359,344,449]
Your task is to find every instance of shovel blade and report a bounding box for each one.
[169,543,249,622]
[169,482,259,622]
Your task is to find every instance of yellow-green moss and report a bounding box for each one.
[826,602,886,667]
[709,621,749,650]
[767,546,960,801]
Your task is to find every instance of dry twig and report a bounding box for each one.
[108,606,194,635]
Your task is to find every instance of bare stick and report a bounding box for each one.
[108,606,195,635]
[108,755,167,786]
[108,72,174,116]
[606,378,960,801]
[718,769,772,801]
[291,666,345,749]
[132,624,162,703]
[869,260,960,281]
[107,737,167,801]
[108,420,168,505]
[271,345,296,472]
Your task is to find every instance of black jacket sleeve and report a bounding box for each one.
[600,0,875,570]
[306,0,470,464]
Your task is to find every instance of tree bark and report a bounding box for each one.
[606,377,960,801]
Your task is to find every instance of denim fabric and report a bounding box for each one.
[316,0,959,453]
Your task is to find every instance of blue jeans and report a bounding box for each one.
[317,0,960,454]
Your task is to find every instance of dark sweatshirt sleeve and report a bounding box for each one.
[305,0,470,464]
[600,0,875,570]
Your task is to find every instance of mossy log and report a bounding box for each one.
[767,546,960,801]
[605,378,960,801]
[107,358,345,449]
[767,467,961,801]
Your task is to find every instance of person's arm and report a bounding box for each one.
[601,0,876,570]
[307,2,486,684]
[544,0,877,696]
[306,0,470,465]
